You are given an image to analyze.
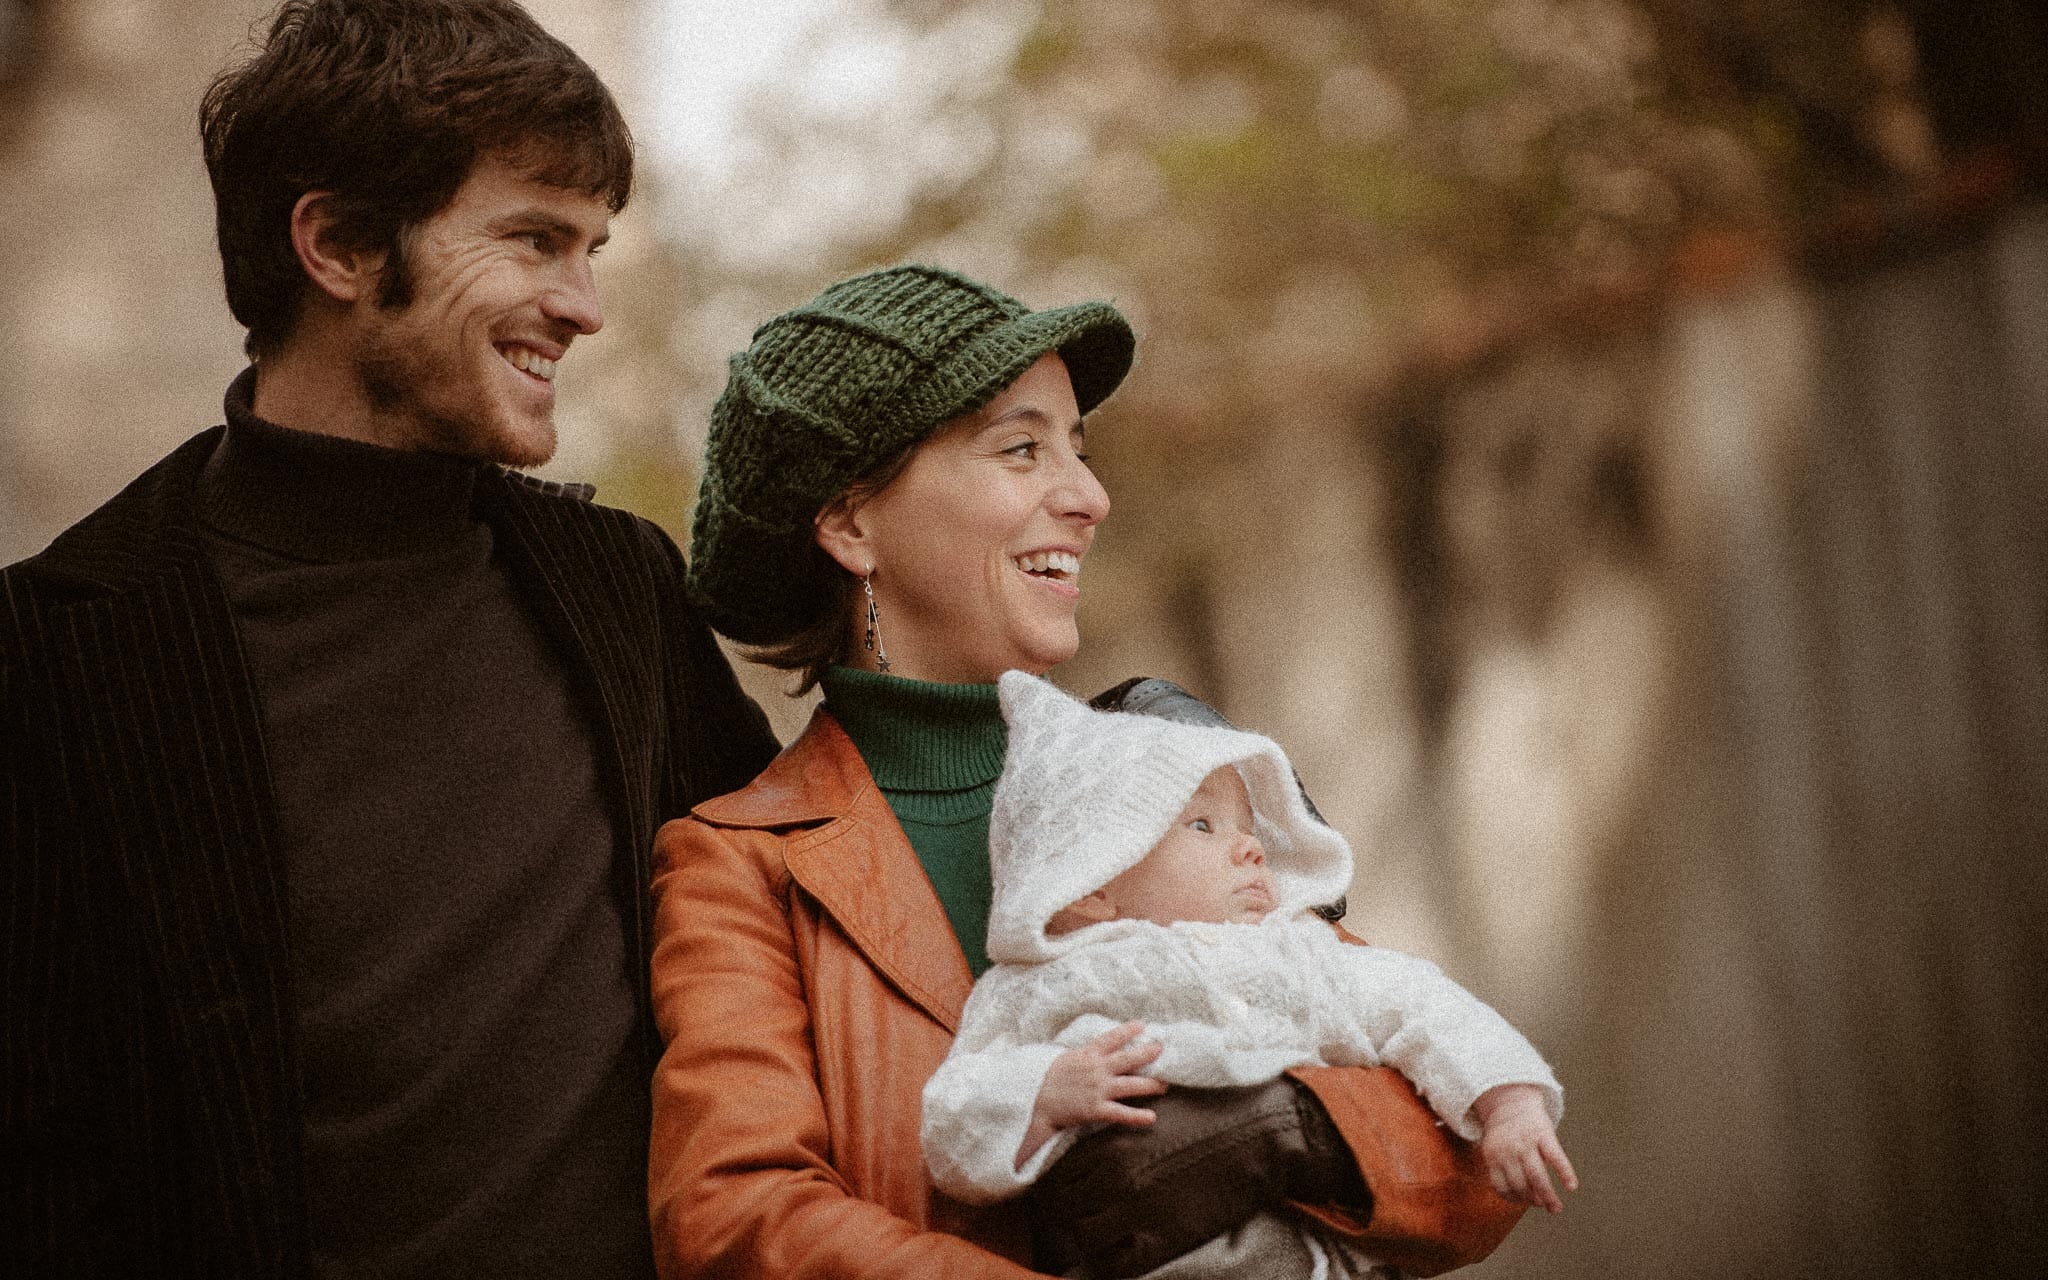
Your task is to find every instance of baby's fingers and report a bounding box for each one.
[1094,1100,1157,1129]
[1540,1133,1579,1193]
[1105,1073,1168,1101]
[1518,1147,1562,1214]
[1485,1148,1523,1204]
[1101,1029,1162,1075]
[1086,1022,1151,1056]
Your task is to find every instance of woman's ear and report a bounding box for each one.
[813,494,872,577]
[289,190,383,305]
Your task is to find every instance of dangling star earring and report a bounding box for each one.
[863,572,891,674]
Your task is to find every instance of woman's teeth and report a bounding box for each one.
[502,347,557,381]
[1015,550,1081,581]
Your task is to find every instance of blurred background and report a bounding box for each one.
[4,1,2045,1275]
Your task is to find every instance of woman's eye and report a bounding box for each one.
[1004,439,1040,459]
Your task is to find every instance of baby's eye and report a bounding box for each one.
[1190,818,1212,833]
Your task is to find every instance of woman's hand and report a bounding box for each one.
[1017,1022,1165,1168]
[1472,1083,1578,1213]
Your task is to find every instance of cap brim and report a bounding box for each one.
[894,300,1136,431]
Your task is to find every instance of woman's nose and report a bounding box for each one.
[1054,452,1110,526]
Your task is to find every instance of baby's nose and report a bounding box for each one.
[1234,839,1265,866]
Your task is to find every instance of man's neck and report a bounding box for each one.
[250,327,403,449]
[202,367,482,563]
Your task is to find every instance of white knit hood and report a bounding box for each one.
[987,671,1353,964]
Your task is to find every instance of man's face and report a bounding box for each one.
[351,153,610,467]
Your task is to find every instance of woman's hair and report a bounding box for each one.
[740,444,920,695]
[200,0,633,359]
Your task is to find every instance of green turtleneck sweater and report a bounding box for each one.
[820,666,1005,977]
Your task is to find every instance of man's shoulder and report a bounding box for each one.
[5,428,223,594]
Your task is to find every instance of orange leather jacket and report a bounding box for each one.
[648,709,1519,1278]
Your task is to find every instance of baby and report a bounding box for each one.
[921,672,1576,1279]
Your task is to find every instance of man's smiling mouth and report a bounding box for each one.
[498,344,558,381]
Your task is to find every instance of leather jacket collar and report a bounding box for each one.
[695,709,977,1032]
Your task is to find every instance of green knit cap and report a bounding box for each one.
[688,263,1136,645]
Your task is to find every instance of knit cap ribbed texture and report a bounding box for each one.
[688,264,1136,645]
[987,672,1353,963]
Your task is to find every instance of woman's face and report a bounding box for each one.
[818,352,1110,683]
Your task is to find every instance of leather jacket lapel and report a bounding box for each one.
[699,711,977,1032]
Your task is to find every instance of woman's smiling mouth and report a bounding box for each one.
[1014,550,1081,584]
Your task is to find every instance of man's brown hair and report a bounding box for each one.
[200,0,633,358]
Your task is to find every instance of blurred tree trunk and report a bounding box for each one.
[1550,205,2048,1280]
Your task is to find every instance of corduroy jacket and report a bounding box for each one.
[646,708,1520,1279]
[0,427,779,1277]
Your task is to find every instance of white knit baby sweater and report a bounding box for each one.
[922,912,1562,1203]
[921,672,1563,1207]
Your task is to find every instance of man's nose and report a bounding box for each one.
[546,258,604,335]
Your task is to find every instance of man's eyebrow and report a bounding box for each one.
[489,210,608,248]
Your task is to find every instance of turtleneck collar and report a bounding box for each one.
[820,666,1006,793]
[198,365,484,563]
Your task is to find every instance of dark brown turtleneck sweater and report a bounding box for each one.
[196,372,654,1278]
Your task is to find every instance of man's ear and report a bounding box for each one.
[289,191,382,305]
[813,494,872,577]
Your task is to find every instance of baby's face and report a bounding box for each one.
[1097,766,1276,926]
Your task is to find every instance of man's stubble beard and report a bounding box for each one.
[354,325,556,469]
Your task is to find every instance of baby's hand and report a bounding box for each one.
[1016,1022,1166,1169]
[1472,1083,1578,1214]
